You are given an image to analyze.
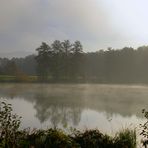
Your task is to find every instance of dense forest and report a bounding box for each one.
[1,40,148,83]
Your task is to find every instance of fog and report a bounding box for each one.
[1,0,148,56]
[0,83,147,132]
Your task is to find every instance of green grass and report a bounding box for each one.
[0,75,38,82]
[0,75,15,81]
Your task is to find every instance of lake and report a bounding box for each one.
[0,83,147,134]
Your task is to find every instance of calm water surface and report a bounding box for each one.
[0,83,147,134]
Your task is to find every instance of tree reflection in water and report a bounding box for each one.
[0,84,148,128]
[30,92,82,127]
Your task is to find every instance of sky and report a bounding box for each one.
[1,0,148,57]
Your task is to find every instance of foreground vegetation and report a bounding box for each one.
[0,128,137,148]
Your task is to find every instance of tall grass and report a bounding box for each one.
[114,128,137,148]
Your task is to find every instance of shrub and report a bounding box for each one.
[0,101,21,148]
[140,109,148,147]
[44,128,78,148]
[72,129,113,148]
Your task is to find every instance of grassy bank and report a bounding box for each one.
[0,128,137,148]
[0,75,38,83]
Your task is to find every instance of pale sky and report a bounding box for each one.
[0,0,148,56]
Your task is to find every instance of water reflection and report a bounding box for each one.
[34,94,81,127]
[0,83,147,130]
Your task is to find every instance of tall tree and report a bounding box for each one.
[36,42,52,81]
[51,40,63,80]
[61,40,72,79]
[70,41,84,79]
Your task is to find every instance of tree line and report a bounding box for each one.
[1,40,148,83]
[0,55,36,76]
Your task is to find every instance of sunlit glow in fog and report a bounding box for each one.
[102,0,148,46]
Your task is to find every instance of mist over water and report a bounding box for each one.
[0,83,147,134]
